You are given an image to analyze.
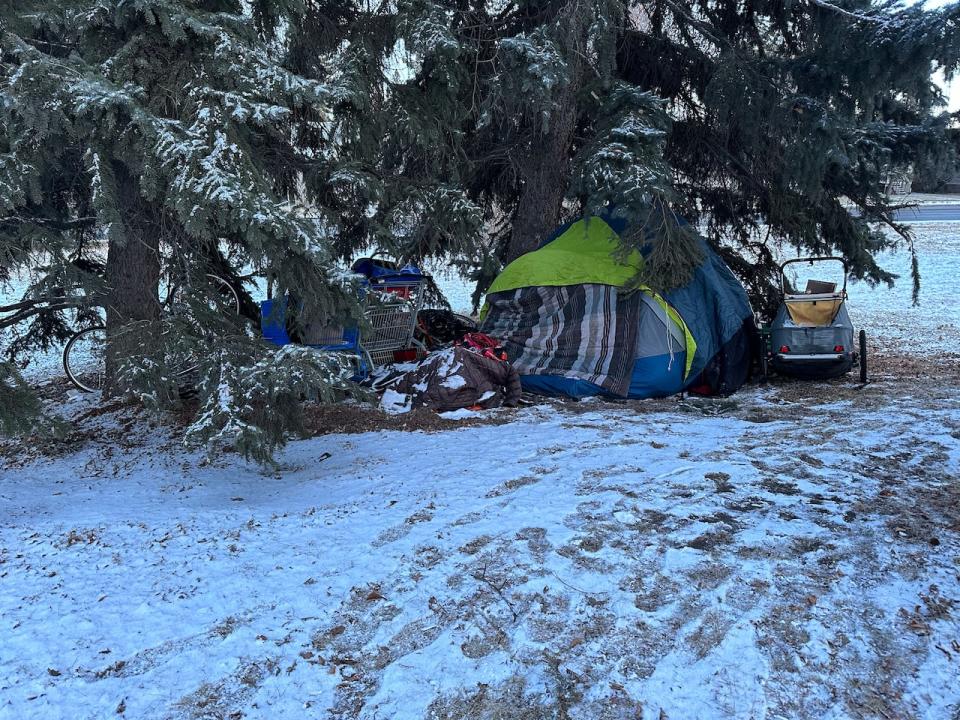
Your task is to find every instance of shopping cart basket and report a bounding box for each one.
[259,259,428,378]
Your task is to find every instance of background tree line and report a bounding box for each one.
[2,0,958,458]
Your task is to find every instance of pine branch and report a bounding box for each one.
[0,216,97,231]
[807,0,884,23]
[0,298,93,330]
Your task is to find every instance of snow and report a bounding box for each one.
[436,408,480,420]
[852,222,960,354]
[440,374,466,389]
[2,379,960,719]
[3,204,960,718]
[380,388,411,414]
[498,32,568,92]
[901,192,960,206]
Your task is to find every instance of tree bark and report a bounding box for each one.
[501,7,586,265]
[103,162,162,396]
[502,86,580,264]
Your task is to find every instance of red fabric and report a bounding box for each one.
[456,332,508,362]
[383,286,411,299]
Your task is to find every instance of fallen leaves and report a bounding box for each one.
[63,529,99,547]
[900,607,932,636]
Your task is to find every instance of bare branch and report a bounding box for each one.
[0,297,98,330]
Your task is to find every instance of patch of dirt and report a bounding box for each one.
[760,478,802,495]
[485,475,541,498]
[302,402,518,435]
[686,609,734,660]
[459,535,494,555]
[0,397,162,466]
[684,530,736,551]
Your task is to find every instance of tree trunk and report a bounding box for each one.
[501,7,586,265]
[103,162,162,396]
[502,88,580,264]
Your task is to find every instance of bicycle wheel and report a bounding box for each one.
[203,273,240,315]
[63,326,107,393]
[165,273,241,317]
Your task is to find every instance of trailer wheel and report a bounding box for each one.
[858,329,867,384]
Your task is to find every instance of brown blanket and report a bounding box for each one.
[375,347,522,412]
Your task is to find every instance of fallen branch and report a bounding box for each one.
[473,563,518,621]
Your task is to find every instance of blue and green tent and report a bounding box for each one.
[480,215,755,398]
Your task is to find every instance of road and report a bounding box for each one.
[892,203,960,222]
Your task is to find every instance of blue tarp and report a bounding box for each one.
[351,258,424,284]
[664,238,755,392]
[518,351,688,399]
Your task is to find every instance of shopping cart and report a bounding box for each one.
[259,259,428,378]
[361,278,427,367]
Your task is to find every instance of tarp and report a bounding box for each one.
[351,258,425,284]
[661,235,755,395]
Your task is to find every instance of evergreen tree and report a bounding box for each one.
[287,0,960,309]
[3,1,959,453]
[912,127,959,191]
[0,1,363,456]
[0,361,46,436]
[619,0,960,310]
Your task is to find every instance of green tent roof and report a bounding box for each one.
[486,217,644,295]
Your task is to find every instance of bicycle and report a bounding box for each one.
[62,273,241,393]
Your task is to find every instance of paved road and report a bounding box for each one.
[892,204,960,222]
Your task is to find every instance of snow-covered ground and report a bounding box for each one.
[2,369,960,720]
[3,221,959,720]
[852,222,960,354]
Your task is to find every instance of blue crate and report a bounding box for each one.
[260,297,368,379]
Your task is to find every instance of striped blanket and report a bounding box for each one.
[481,284,641,397]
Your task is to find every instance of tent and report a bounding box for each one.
[479,214,755,398]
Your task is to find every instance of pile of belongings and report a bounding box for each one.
[415,309,478,349]
[373,333,521,414]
